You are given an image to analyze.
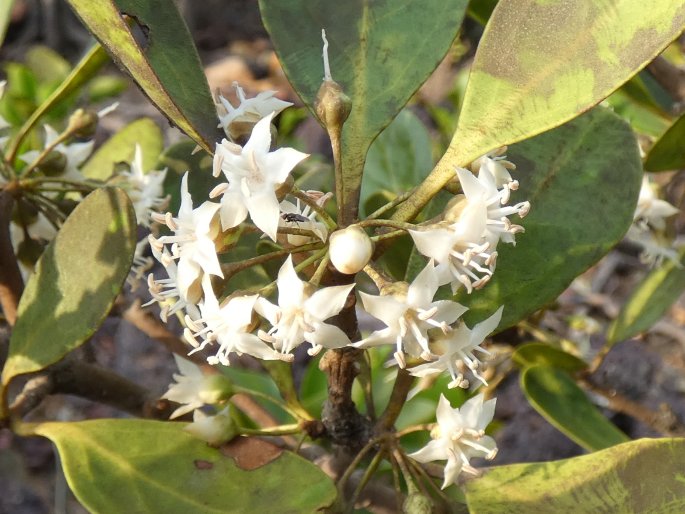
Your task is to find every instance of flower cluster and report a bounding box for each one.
[409,152,529,294]
[149,81,529,483]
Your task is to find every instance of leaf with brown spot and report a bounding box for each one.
[220,436,283,471]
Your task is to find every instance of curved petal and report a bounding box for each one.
[245,189,280,241]
[432,300,468,326]
[359,291,406,327]
[456,166,485,201]
[219,188,248,230]
[407,359,445,378]
[262,146,309,184]
[277,256,304,309]
[223,295,258,330]
[305,321,351,349]
[469,306,503,347]
[354,327,397,348]
[459,393,485,428]
[306,283,354,321]
[176,257,202,304]
[407,261,439,307]
[179,172,194,218]
[409,228,455,263]
[235,334,281,360]
[193,201,221,234]
[435,393,457,429]
[192,237,223,278]
[442,455,463,489]
[254,297,280,325]
[408,439,447,464]
[243,112,274,156]
[451,198,487,242]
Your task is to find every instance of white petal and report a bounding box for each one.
[245,189,281,241]
[305,321,351,349]
[432,300,468,325]
[407,261,440,307]
[254,297,280,325]
[277,256,304,310]
[456,167,485,201]
[469,306,503,346]
[306,283,354,321]
[262,146,309,184]
[408,439,447,463]
[359,291,406,328]
[219,188,249,230]
[442,455,463,489]
[224,295,258,330]
[409,228,455,263]
[243,112,274,156]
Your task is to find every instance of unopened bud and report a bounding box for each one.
[315,79,351,131]
[67,108,99,138]
[329,225,373,275]
[184,407,237,446]
[36,150,67,177]
[199,374,235,405]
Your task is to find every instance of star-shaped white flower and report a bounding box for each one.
[471,147,517,188]
[409,393,497,488]
[634,175,679,231]
[185,278,282,366]
[210,112,309,240]
[162,354,233,419]
[20,125,93,181]
[127,237,153,290]
[217,82,293,137]
[354,262,467,368]
[145,239,201,322]
[153,172,222,302]
[255,256,354,358]
[408,306,502,389]
[115,145,168,227]
[455,166,529,247]
[410,199,494,294]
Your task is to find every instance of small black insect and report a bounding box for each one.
[281,213,309,224]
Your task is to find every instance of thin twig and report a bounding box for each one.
[0,191,24,327]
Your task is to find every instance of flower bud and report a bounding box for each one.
[329,225,373,275]
[198,374,235,405]
[315,79,352,131]
[67,108,99,138]
[36,150,67,177]
[184,407,237,446]
[403,492,433,514]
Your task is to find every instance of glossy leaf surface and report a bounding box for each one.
[521,365,629,451]
[2,188,136,385]
[65,0,221,152]
[33,419,337,513]
[465,438,685,514]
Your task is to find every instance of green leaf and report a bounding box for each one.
[259,0,468,218]
[400,0,685,218]
[6,44,110,161]
[87,75,129,103]
[0,0,15,47]
[607,248,685,345]
[2,188,136,386]
[644,112,685,171]
[65,0,222,152]
[467,0,498,25]
[464,438,685,514]
[25,46,71,84]
[521,365,629,451]
[361,109,433,216]
[82,118,163,180]
[606,88,671,138]
[458,108,642,329]
[32,419,337,513]
[446,0,685,168]
[512,343,587,372]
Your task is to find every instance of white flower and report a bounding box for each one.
[455,166,529,247]
[115,145,168,227]
[626,225,681,267]
[153,172,222,301]
[278,198,328,245]
[255,256,354,358]
[210,112,309,240]
[470,147,517,188]
[408,306,502,389]
[409,200,494,294]
[409,393,497,488]
[354,262,467,368]
[145,239,201,322]
[162,354,233,419]
[20,125,93,181]
[633,175,679,231]
[217,82,292,137]
[184,406,236,445]
[185,279,282,366]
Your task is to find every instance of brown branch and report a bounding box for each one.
[9,358,176,420]
[0,190,24,326]
[376,369,415,432]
